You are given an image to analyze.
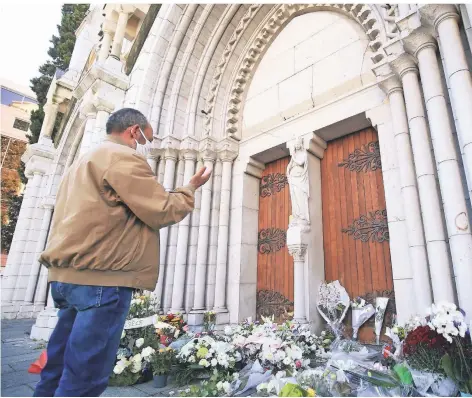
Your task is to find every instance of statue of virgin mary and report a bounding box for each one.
[287,137,310,226]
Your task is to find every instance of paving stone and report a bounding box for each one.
[1,364,16,375]
[133,380,160,395]
[9,358,40,372]
[2,352,39,366]
[102,386,148,397]
[1,384,34,397]
[1,371,40,390]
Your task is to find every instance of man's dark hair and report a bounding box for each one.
[106,108,149,134]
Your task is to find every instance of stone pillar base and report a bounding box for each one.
[187,311,204,326]
[1,302,21,319]
[16,304,43,319]
[30,308,58,342]
[215,310,230,325]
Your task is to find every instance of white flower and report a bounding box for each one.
[141,346,155,359]
[189,356,196,363]
[199,359,209,367]
[132,353,142,363]
[121,330,126,339]
[211,358,218,367]
[185,389,190,393]
[222,381,231,394]
[283,357,291,365]
[131,360,142,373]
[169,392,175,396]
[113,364,124,375]
[233,372,239,381]
[135,338,144,348]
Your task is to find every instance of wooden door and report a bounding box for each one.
[321,127,395,342]
[256,157,293,322]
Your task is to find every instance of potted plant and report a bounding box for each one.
[149,348,175,388]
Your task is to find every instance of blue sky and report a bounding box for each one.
[0,3,63,89]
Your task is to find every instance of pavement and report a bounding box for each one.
[1,319,184,397]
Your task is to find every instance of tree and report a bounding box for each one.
[1,5,89,254]
[28,4,89,145]
[1,194,23,253]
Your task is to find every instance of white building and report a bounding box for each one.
[2,4,472,342]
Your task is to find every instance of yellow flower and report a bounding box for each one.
[307,388,316,397]
[166,347,172,351]
[159,349,165,353]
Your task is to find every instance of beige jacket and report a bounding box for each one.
[40,136,195,291]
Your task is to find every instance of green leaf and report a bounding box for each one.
[441,354,458,382]
[393,364,413,385]
[279,383,307,397]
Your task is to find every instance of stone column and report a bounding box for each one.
[424,6,472,196]
[394,57,448,309]
[163,157,184,311]
[414,41,472,310]
[380,76,439,309]
[23,203,54,303]
[98,29,113,63]
[40,102,59,138]
[213,144,238,313]
[288,242,308,324]
[153,147,178,309]
[91,103,113,147]
[146,155,158,175]
[189,141,216,325]
[110,11,129,60]
[2,173,42,306]
[170,148,197,312]
[205,160,222,309]
[185,159,203,313]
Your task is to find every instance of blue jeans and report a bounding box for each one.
[34,282,132,397]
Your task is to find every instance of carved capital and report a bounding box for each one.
[418,4,459,31]
[163,148,178,161]
[199,138,217,163]
[378,74,403,96]
[390,52,418,79]
[180,149,198,162]
[402,29,437,58]
[180,136,199,153]
[217,137,239,162]
[288,244,307,262]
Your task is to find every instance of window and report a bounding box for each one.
[13,118,30,132]
[1,88,38,106]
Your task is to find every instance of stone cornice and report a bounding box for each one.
[245,157,265,179]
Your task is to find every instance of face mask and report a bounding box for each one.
[135,128,152,153]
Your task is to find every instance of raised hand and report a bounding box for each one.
[189,166,212,189]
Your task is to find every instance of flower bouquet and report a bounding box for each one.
[374,297,389,345]
[350,297,375,340]
[316,281,350,338]
[204,311,216,332]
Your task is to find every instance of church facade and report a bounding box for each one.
[2,4,472,341]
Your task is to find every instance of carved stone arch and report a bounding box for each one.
[220,4,388,141]
[44,101,87,198]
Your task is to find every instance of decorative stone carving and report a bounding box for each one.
[260,173,288,197]
[287,244,307,262]
[224,4,387,139]
[204,4,262,135]
[342,210,389,243]
[338,141,381,173]
[258,228,286,254]
[256,290,293,320]
[287,137,310,226]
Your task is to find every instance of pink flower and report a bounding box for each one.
[295,360,302,369]
[183,325,189,332]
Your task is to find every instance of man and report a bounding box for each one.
[34,108,212,397]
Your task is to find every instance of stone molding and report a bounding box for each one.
[198,138,218,163]
[245,157,265,179]
[203,4,262,135]
[217,137,239,162]
[224,4,388,140]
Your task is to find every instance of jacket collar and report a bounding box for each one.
[104,135,130,148]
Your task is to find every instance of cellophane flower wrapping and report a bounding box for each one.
[375,297,389,344]
[351,304,375,340]
[317,280,350,338]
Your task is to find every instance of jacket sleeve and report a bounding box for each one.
[103,153,195,230]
